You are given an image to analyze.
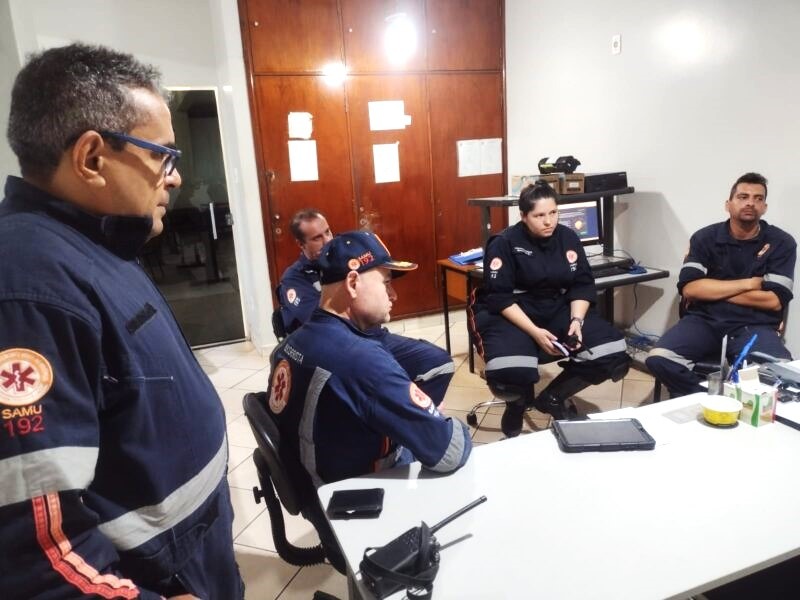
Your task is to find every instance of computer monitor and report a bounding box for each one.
[558,199,601,246]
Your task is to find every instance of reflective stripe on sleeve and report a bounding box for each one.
[97,435,228,551]
[763,273,794,293]
[33,494,139,598]
[681,262,707,275]
[430,419,469,473]
[0,446,98,508]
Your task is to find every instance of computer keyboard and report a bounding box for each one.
[592,266,632,279]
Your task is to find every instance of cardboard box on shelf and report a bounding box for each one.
[538,174,563,194]
[562,173,585,194]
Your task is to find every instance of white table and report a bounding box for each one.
[318,394,800,599]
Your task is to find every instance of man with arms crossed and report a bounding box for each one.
[278,209,455,405]
[646,172,795,397]
[0,44,241,598]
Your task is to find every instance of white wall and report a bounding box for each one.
[506,0,800,352]
[0,1,21,178]
[2,0,275,352]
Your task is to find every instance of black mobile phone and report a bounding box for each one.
[326,488,385,519]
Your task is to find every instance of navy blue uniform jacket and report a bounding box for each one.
[679,220,796,329]
[0,177,240,599]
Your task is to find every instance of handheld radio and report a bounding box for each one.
[360,496,487,598]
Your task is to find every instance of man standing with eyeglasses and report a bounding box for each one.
[0,44,242,599]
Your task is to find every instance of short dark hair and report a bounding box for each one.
[7,43,165,181]
[290,208,326,243]
[519,180,559,215]
[729,172,768,201]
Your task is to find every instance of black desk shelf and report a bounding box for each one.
[468,187,636,256]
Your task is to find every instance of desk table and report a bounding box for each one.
[319,394,800,599]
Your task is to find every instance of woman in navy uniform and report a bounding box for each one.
[470,182,630,437]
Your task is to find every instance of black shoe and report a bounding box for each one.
[533,393,578,421]
[500,402,525,437]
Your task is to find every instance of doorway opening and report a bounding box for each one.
[139,88,246,347]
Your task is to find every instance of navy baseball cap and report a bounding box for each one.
[318,231,418,284]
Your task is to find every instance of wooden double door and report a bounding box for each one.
[241,0,506,317]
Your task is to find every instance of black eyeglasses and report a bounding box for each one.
[100,131,182,175]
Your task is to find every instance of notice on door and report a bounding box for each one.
[288,140,319,182]
[288,112,313,139]
[368,100,411,131]
[457,138,503,177]
[373,142,400,183]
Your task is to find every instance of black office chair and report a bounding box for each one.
[272,286,288,342]
[464,294,560,428]
[242,392,346,574]
[272,308,287,342]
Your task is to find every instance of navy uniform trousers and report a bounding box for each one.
[473,302,629,399]
[647,316,791,397]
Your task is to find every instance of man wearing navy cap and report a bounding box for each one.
[265,231,472,497]
[277,208,455,405]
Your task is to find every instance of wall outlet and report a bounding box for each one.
[611,34,622,55]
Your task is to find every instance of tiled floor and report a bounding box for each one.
[196,311,661,599]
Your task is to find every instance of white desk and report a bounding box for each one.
[318,394,800,599]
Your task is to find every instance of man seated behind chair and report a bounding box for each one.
[278,209,454,405]
[266,231,471,492]
[646,172,796,397]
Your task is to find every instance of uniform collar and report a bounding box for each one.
[716,218,768,244]
[2,175,153,259]
[516,220,554,248]
[297,252,322,275]
[314,307,377,337]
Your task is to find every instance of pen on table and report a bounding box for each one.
[728,333,758,383]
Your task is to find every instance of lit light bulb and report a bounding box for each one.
[321,62,347,86]
[384,13,417,66]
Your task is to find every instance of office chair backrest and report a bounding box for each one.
[242,391,301,514]
[242,391,347,574]
[272,307,287,342]
[272,285,288,341]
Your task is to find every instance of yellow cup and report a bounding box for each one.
[701,395,743,426]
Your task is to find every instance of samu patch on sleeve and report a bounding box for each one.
[285,288,300,306]
[268,359,292,414]
[409,383,438,415]
[0,348,53,407]
[489,257,503,271]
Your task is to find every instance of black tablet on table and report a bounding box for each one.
[552,418,656,452]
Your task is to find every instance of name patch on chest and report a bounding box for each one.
[126,303,157,333]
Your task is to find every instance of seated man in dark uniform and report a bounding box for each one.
[266,230,472,492]
[278,209,455,405]
[646,172,796,397]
